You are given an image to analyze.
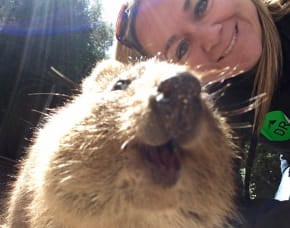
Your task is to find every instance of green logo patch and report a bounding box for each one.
[261,111,290,141]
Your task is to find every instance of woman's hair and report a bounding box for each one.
[251,0,290,132]
[114,0,290,132]
[267,0,290,20]
[115,41,144,64]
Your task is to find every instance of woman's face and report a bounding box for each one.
[135,0,262,81]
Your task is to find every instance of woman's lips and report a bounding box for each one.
[218,24,238,62]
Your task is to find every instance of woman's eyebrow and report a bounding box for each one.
[164,35,178,58]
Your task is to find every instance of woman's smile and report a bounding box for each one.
[218,24,238,62]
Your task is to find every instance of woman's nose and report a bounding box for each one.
[196,23,222,53]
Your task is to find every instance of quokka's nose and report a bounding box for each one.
[149,72,202,140]
[156,72,201,103]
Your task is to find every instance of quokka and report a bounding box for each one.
[2,59,239,228]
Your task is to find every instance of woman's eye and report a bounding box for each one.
[176,39,189,61]
[194,0,208,18]
[112,79,131,91]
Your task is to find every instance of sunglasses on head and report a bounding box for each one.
[115,2,147,56]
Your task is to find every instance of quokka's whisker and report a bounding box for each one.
[229,122,253,129]
[31,109,50,117]
[203,66,244,87]
[50,66,80,89]
[220,93,267,117]
[206,83,231,101]
[28,93,71,98]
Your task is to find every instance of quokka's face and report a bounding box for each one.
[75,59,235,211]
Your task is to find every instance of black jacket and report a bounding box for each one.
[264,13,290,152]
[210,13,290,153]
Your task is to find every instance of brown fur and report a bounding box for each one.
[2,59,238,228]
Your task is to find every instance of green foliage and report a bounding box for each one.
[241,143,282,199]
[250,145,281,198]
[0,0,113,159]
[0,0,113,81]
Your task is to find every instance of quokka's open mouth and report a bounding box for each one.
[138,140,181,187]
[133,72,203,187]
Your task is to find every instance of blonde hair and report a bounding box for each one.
[250,0,289,132]
[266,0,290,20]
[115,41,144,64]
[114,0,290,132]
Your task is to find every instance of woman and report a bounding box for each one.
[115,0,289,132]
[114,1,290,224]
[115,0,290,191]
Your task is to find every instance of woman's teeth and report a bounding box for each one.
[218,25,238,61]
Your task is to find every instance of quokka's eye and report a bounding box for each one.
[112,79,131,91]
